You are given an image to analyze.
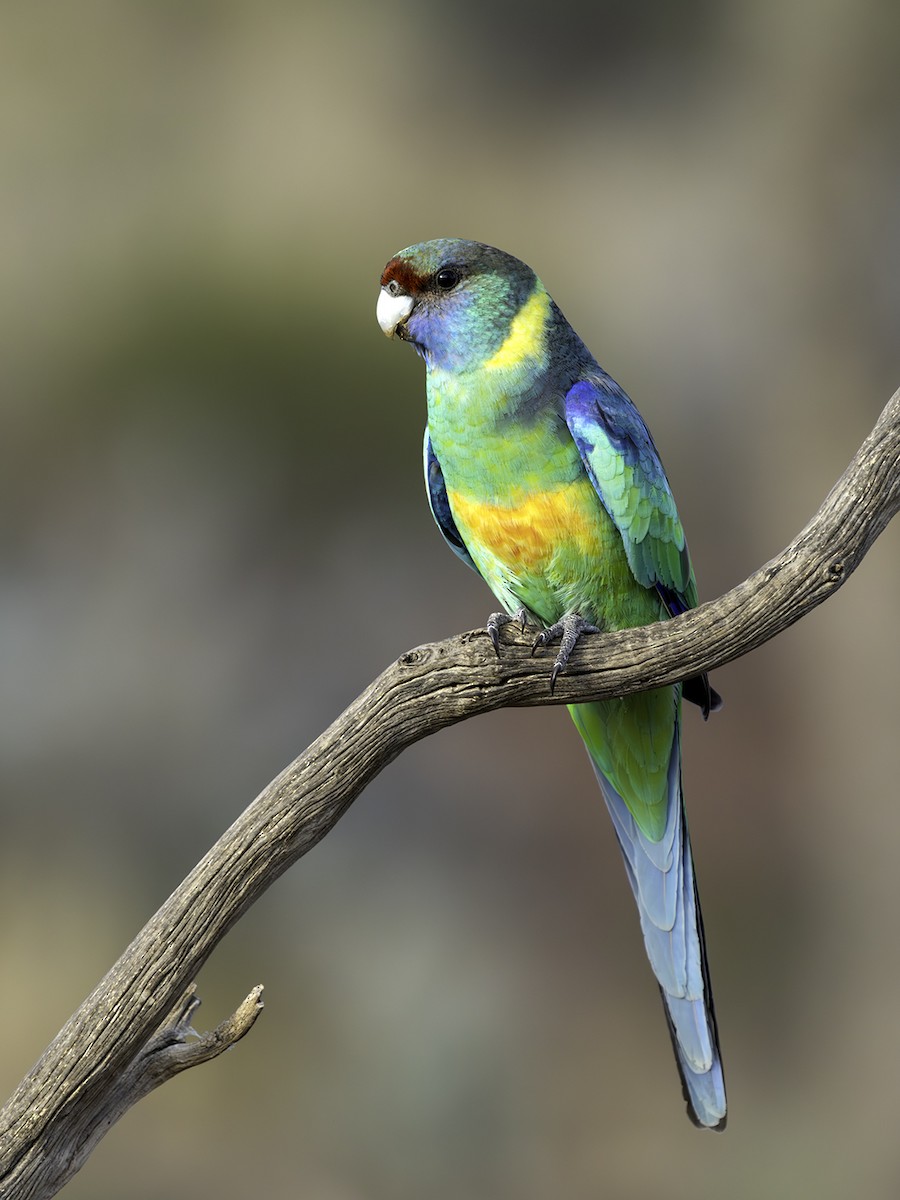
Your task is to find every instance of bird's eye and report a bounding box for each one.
[435,267,460,291]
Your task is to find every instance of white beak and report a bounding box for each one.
[377,286,414,337]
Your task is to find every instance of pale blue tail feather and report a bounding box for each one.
[588,718,727,1130]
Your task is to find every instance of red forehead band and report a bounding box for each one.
[380,257,426,294]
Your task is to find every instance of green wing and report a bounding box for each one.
[564,373,697,612]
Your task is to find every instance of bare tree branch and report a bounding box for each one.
[1,388,898,1199]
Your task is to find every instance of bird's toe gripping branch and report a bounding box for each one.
[486,608,532,656]
[531,612,601,693]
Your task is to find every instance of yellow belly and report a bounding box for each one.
[447,479,607,569]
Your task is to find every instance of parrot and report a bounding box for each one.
[376,238,726,1130]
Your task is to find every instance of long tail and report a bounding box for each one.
[570,697,727,1130]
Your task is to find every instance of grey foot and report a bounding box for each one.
[531,612,600,692]
[486,608,531,656]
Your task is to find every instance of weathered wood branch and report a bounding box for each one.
[1,388,898,1199]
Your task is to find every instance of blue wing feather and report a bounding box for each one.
[564,374,696,609]
[564,374,720,716]
[423,427,479,574]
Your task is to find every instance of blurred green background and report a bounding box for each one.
[2,1,899,1196]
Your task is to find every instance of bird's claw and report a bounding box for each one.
[486,608,531,656]
[531,613,600,693]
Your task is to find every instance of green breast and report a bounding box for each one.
[426,368,656,630]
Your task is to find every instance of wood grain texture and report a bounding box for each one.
[1,388,897,1199]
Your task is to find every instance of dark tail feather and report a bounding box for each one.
[682,673,723,720]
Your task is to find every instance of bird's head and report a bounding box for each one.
[377,238,540,373]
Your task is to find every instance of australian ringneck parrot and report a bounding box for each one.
[376,238,726,1130]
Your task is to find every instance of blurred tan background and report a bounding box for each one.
[2,1,899,1196]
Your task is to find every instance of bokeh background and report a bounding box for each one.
[2,1,899,1196]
